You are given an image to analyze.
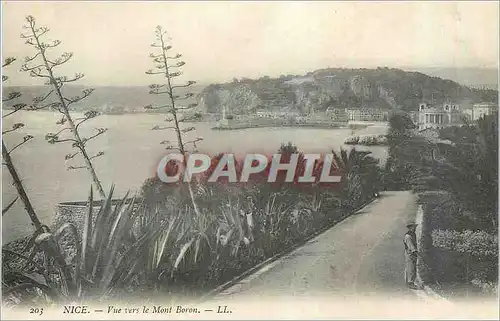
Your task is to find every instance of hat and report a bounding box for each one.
[406,222,418,228]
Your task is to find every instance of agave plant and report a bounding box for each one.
[215,196,253,257]
[263,192,295,241]
[172,206,213,273]
[2,185,171,305]
[131,204,182,290]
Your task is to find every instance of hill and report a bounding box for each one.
[197,68,498,115]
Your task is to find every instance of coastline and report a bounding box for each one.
[212,123,350,131]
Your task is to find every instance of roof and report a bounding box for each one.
[420,106,447,113]
[473,102,498,108]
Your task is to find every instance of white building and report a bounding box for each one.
[326,107,349,122]
[256,108,299,119]
[346,108,389,122]
[417,102,464,130]
[471,102,498,120]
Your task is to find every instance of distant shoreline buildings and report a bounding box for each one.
[198,100,499,130]
[206,105,391,127]
[345,108,389,122]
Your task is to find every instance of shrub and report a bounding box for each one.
[377,134,388,145]
[431,229,498,288]
[471,279,498,295]
[133,174,369,295]
[432,229,498,258]
[347,135,388,146]
[344,136,359,145]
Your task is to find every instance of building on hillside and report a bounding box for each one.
[472,102,498,120]
[417,102,465,130]
[346,108,389,122]
[202,113,252,121]
[293,110,348,125]
[326,107,349,122]
[256,107,299,119]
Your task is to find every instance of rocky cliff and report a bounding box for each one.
[197,68,498,115]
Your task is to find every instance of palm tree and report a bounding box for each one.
[384,113,420,190]
[332,148,380,208]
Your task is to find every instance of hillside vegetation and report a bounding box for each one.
[198,68,498,115]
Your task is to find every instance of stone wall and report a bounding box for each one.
[52,198,143,236]
[2,199,145,271]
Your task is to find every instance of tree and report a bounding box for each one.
[417,115,498,232]
[338,82,361,108]
[384,113,426,190]
[278,142,298,154]
[388,112,417,135]
[144,25,203,215]
[332,148,380,207]
[2,57,42,229]
[414,115,499,291]
[20,15,106,199]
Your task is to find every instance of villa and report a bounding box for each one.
[325,107,349,122]
[417,102,466,130]
[346,108,389,122]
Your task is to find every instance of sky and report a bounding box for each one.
[2,1,499,86]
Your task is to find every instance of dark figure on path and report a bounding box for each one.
[404,222,419,289]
